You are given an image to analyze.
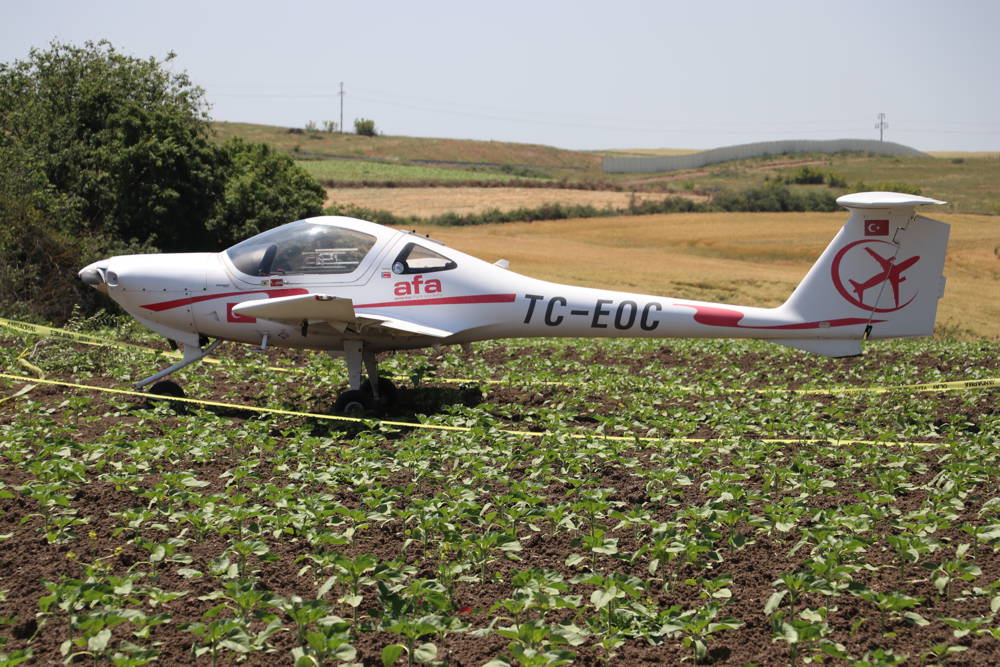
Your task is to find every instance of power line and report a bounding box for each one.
[338,82,344,134]
[875,112,889,142]
[204,85,1000,141]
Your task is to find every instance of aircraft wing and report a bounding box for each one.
[354,313,454,338]
[231,293,454,338]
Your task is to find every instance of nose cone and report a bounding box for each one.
[107,253,212,292]
[79,260,110,293]
[80,253,214,293]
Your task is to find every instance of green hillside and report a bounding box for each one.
[210,122,601,172]
[640,153,1000,215]
[214,122,1000,213]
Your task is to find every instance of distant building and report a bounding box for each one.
[603,139,929,174]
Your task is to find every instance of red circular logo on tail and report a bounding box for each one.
[831,240,920,313]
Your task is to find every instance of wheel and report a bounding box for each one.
[334,389,373,417]
[361,377,397,407]
[148,380,185,398]
[145,380,186,410]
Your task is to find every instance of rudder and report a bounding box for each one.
[779,192,950,343]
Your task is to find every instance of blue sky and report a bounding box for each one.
[3,0,998,151]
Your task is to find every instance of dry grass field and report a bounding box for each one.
[212,121,599,170]
[325,187,706,217]
[408,212,999,340]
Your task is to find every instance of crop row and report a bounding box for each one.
[0,323,997,665]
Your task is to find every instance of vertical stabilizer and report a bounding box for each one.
[779,192,949,344]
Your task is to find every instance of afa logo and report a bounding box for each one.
[830,240,921,313]
[394,274,442,297]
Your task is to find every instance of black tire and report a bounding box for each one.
[361,377,397,406]
[334,389,373,417]
[149,380,185,398]
[145,380,186,410]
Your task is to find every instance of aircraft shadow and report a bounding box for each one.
[132,384,485,435]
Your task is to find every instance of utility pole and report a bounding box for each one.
[338,82,345,134]
[875,112,888,142]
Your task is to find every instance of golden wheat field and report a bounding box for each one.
[407,212,1000,340]
[324,187,705,217]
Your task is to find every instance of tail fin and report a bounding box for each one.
[775,192,949,357]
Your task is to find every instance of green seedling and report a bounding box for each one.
[661,603,744,664]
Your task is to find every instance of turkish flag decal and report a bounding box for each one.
[226,303,256,323]
[864,219,890,236]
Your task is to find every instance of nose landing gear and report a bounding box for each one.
[135,337,222,391]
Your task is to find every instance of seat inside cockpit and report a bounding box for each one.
[226,220,377,276]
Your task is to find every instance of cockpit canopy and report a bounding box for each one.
[226,220,377,277]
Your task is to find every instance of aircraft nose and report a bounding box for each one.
[78,260,110,293]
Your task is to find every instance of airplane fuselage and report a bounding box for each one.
[92,241,841,356]
[79,194,951,380]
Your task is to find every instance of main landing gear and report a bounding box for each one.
[333,340,396,416]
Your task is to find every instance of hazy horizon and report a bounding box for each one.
[3,0,998,152]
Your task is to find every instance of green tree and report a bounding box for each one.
[0,40,221,251]
[0,40,328,321]
[204,138,325,247]
[354,118,377,137]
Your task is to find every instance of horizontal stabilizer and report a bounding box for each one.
[772,338,862,358]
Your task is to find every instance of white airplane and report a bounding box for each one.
[78,192,950,414]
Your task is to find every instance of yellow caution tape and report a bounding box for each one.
[1,316,996,395]
[0,316,301,374]
[0,316,557,386]
[0,371,947,447]
[774,377,1000,395]
[0,346,46,404]
[0,316,112,346]
[0,316,488,384]
[16,345,46,380]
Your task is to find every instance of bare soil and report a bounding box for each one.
[1,338,997,665]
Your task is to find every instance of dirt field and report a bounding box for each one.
[324,187,705,217]
[407,212,1000,340]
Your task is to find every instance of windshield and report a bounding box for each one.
[392,242,457,275]
[226,221,377,276]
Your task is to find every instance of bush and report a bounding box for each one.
[204,138,325,248]
[824,172,848,188]
[783,166,849,188]
[324,185,856,229]
[0,41,341,321]
[785,166,826,184]
[354,118,377,137]
[0,143,141,322]
[851,181,923,195]
[0,40,222,252]
[712,183,838,212]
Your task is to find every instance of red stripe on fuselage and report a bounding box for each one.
[141,289,309,312]
[141,290,515,312]
[675,304,881,329]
